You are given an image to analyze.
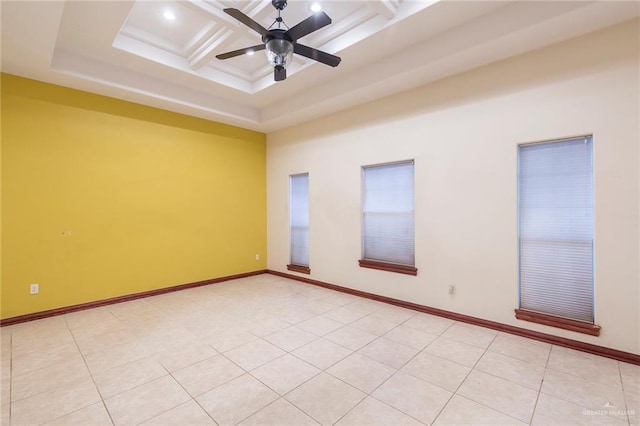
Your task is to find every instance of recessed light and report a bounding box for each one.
[310,2,322,13]
[163,10,176,21]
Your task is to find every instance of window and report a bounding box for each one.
[288,173,310,274]
[517,136,598,334]
[360,160,417,275]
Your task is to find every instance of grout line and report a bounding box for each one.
[62,318,116,426]
[616,361,631,426]
[165,366,220,426]
[8,331,13,425]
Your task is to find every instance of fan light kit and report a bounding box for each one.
[216,0,341,81]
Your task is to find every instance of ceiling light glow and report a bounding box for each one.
[163,10,176,21]
[310,2,322,12]
[247,50,254,56]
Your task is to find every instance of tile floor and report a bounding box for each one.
[0,274,638,425]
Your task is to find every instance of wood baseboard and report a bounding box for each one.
[267,269,640,365]
[0,270,267,327]
[3,267,637,365]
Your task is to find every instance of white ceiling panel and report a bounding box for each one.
[1,0,638,132]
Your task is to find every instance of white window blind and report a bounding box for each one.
[362,161,415,266]
[290,173,309,267]
[518,136,594,323]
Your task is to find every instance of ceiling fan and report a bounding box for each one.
[216,0,341,81]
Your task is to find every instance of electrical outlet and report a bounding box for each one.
[448,285,455,295]
[30,283,39,295]
[255,254,260,260]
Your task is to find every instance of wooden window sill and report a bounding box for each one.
[359,259,417,276]
[287,264,311,274]
[515,309,601,336]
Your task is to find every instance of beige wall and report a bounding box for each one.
[267,19,640,354]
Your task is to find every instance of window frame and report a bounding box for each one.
[287,172,311,274]
[515,135,599,335]
[359,160,417,276]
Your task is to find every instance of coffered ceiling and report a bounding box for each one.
[2,1,638,132]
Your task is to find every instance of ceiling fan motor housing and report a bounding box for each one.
[272,0,287,11]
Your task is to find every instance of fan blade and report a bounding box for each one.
[285,11,331,41]
[216,44,265,60]
[223,8,268,36]
[274,66,287,81]
[294,44,341,67]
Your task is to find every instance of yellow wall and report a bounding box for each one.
[1,74,267,319]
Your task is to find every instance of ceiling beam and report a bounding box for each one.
[366,0,397,20]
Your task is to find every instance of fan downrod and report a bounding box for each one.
[272,0,287,11]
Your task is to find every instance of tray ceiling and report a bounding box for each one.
[2,1,638,132]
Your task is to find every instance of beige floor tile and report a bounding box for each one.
[349,300,387,315]
[541,369,627,420]
[372,371,452,424]
[306,300,339,316]
[401,351,470,392]
[1,379,9,407]
[324,326,378,351]
[434,395,526,426]
[324,306,369,324]
[1,353,10,382]
[172,354,244,397]
[11,342,84,377]
[239,398,319,425]
[84,340,152,374]
[285,373,366,425]
[11,377,101,425]
[337,396,422,425]
[297,316,344,337]
[251,354,320,395]
[264,326,318,352]
[196,374,279,425]
[321,294,360,307]
[488,332,550,367]
[620,364,639,426]
[1,404,8,426]
[383,324,437,350]
[44,402,113,425]
[93,356,168,399]
[278,307,318,325]
[136,326,202,354]
[547,346,621,387]
[532,392,627,425]
[206,328,259,353]
[357,338,418,369]
[620,361,640,388]
[424,336,485,367]
[64,307,118,330]
[247,317,291,337]
[11,358,91,402]
[350,316,397,336]
[225,338,286,370]
[292,338,353,370]
[154,343,218,372]
[73,324,137,355]
[11,327,76,357]
[104,375,191,425]
[440,322,498,349]
[475,350,545,390]
[403,313,454,336]
[370,307,417,324]
[457,370,538,423]
[327,353,396,393]
[141,400,215,425]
